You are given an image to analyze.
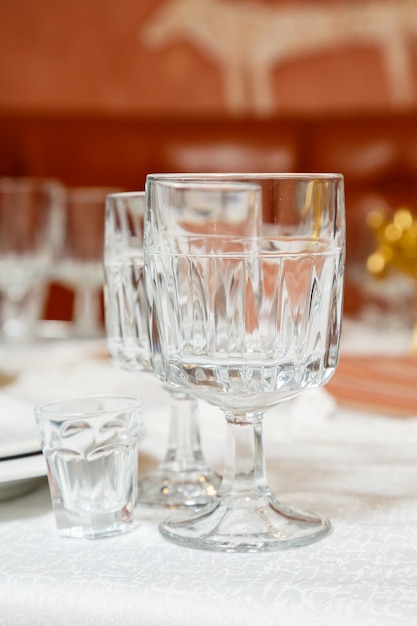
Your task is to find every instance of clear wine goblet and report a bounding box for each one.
[103,191,222,508]
[144,173,345,552]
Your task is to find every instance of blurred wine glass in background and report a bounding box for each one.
[53,187,121,337]
[0,177,64,340]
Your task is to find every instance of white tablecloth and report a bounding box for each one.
[1,322,417,626]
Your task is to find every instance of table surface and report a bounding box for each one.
[1,320,417,626]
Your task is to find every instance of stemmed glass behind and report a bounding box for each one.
[54,187,120,337]
[144,173,345,552]
[0,177,64,339]
[103,191,220,507]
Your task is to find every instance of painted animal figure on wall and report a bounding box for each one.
[140,0,417,115]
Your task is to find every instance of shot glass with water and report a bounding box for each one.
[35,395,142,539]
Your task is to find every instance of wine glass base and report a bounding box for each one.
[138,468,221,509]
[159,493,331,552]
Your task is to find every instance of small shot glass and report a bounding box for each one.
[35,394,142,539]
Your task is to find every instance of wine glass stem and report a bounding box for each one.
[221,413,269,497]
[74,288,101,332]
[161,390,206,470]
[1,282,46,337]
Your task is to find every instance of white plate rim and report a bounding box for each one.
[0,436,41,460]
[0,452,46,484]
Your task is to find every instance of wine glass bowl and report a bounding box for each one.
[145,173,345,552]
[104,193,150,373]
